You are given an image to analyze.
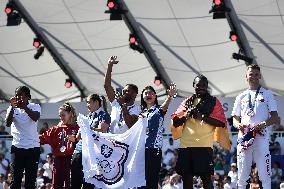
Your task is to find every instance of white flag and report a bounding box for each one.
[77,114,146,189]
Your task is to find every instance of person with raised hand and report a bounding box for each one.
[104,56,140,134]
[6,86,41,189]
[138,83,176,189]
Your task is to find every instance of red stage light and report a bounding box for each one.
[33,41,40,48]
[154,76,161,86]
[33,38,41,48]
[230,31,238,41]
[5,7,12,15]
[64,79,72,88]
[129,36,136,44]
[107,1,115,9]
[230,34,237,41]
[213,0,222,6]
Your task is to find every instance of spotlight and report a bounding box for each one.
[129,34,144,53]
[5,6,12,15]
[64,79,72,88]
[129,35,136,44]
[213,0,222,6]
[34,46,44,60]
[209,0,230,19]
[5,2,21,26]
[105,0,127,20]
[33,38,41,48]
[107,1,115,9]
[229,31,238,41]
[154,76,161,86]
[232,53,253,64]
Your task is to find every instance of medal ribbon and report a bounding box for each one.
[248,86,261,113]
[61,128,65,147]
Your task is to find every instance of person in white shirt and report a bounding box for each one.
[104,56,140,134]
[227,163,238,189]
[5,86,41,189]
[42,153,53,181]
[223,176,235,189]
[231,64,279,189]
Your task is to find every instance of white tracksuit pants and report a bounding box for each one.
[237,137,271,189]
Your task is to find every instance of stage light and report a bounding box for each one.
[129,35,136,44]
[232,53,253,64]
[230,31,238,41]
[5,2,21,26]
[129,34,144,53]
[5,2,13,15]
[107,1,115,9]
[5,6,12,15]
[34,46,44,60]
[209,0,230,19]
[105,0,127,20]
[33,38,41,48]
[213,0,222,6]
[154,76,161,86]
[64,79,72,88]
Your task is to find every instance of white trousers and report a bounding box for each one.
[237,138,271,189]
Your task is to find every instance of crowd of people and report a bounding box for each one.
[0,58,283,189]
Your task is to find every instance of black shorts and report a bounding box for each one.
[175,147,214,176]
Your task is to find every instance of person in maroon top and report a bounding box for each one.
[40,102,79,189]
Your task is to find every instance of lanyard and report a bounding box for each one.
[61,128,65,146]
[248,87,261,111]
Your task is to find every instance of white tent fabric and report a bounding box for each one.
[232,0,284,96]
[0,0,283,103]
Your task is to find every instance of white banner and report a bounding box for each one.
[77,114,146,189]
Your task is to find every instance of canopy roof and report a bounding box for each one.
[0,0,283,103]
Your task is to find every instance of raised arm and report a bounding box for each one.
[161,83,177,113]
[104,56,118,103]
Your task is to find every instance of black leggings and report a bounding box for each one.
[71,152,94,189]
[138,148,162,189]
